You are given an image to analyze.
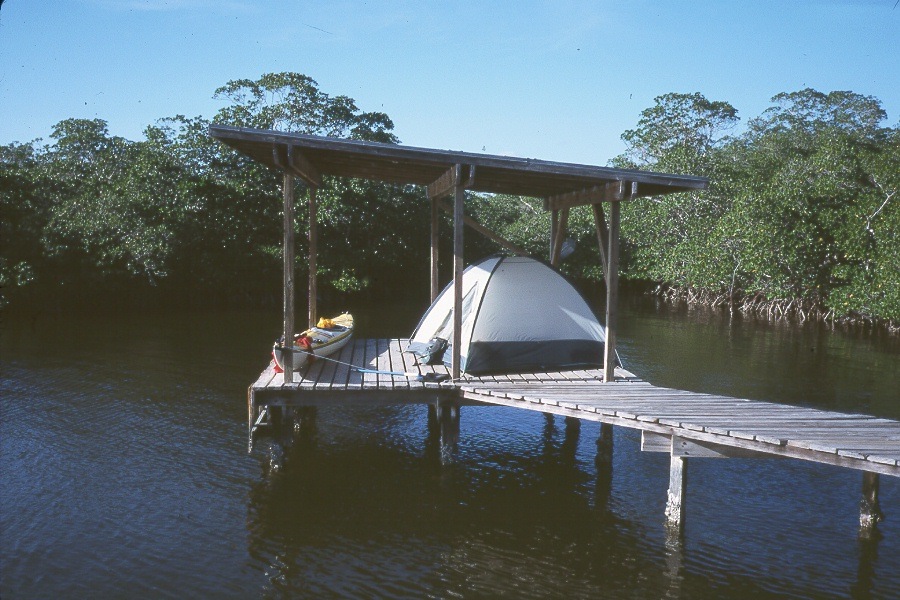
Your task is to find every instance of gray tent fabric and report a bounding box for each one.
[407,256,606,375]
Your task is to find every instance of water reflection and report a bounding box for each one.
[2,300,898,598]
[244,410,672,598]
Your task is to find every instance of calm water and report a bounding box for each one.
[2,296,899,599]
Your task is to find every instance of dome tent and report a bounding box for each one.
[407,256,606,375]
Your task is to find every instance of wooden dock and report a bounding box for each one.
[250,338,898,533]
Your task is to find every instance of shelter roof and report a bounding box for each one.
[209,124,708,200]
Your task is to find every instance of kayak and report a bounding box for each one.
[272,313,354,371]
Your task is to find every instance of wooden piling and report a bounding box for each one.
[249,336,900,541]
[665,455,687,531]
[595,423,614,508]
[436,401,460,464]
[860,472,883,533]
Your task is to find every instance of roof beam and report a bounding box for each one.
[211,125,709,199]
[426,165,459,199]
[270,145,322,188]
[545,181,639,212]
[427,165,476,199]
[287,145,322,188]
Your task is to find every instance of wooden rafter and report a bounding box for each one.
[287,145,322,187]
[436,198,529,257]
[545,180,635,212]
[426,166,459,200]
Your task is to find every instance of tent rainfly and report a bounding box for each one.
[407,256,606,375]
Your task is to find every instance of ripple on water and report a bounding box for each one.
[3,306,900,599]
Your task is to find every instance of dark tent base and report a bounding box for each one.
[459,340,605,376]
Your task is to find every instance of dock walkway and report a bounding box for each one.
[251,338,900,475]
[249,337,898,531]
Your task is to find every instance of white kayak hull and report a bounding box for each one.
[272,313,354,371]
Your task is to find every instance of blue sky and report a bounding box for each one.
[1,0,897,165]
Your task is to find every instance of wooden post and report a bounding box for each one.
[551,208,569,267]
[550,209,558,261]
[603,198,621,382]
[561,415,581,465]
[596,423,614,463]
[282,172,295,384]
[295,406,318,453]
[308,185,318,328]
[595,423,614,509]
[436,401,460,464]
[452,164,464,380]
[592,203,610,280]
[430,196,440,302]
[664,455,687,532]
[860,472,884,533]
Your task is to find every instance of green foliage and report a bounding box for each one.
[619,92,739,174]
[611,88,900,322]
[213,72,397,143]
[1,78,897,325]
[0,142,48,306]
[208,73,427,294]
[38,119,185,288]
[0,73,424,309]
[467,194,549,255]
[615,93,740,290]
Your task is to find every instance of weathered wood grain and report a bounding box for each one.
[249,337,900,476]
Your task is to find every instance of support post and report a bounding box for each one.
[550,209,559,261]
[664,455,687,532]
[436,401,460,464]
[592,203,610,280]
[603,198,621,382]
[282,172,296,383]
[247,391,259,453]
[452,164,464,380]
[430,196,440,302]
[294,406,318,453]
[308,185,318,328]
[561,415,581,465]
[550,208,569,267]
[860,472,884,534]
[595,423,614,509]
[596,423,614,464]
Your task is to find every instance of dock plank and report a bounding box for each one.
[249,337,900,477]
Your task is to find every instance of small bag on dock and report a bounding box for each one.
[414,337,448,365]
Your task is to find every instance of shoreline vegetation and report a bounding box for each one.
[2,73,897,333]
[649,283,898,333]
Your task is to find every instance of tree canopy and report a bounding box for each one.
[1,77,897,327]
